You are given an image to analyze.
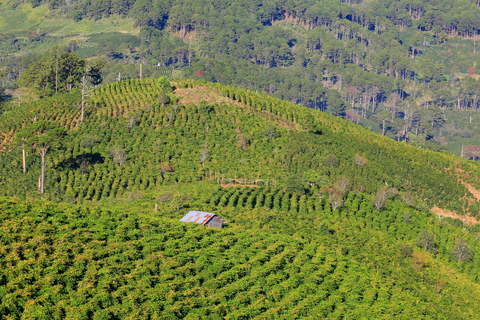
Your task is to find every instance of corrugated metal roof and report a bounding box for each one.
[180,211,216,225]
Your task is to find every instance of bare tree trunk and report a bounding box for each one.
[40,149,46,194]
[382,120,386,136]
[81,75,86,122]
[55,54,59,95]
[22,143,26,174]
[140,64,142,80]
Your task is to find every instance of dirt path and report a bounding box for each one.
[462,180,480,201]
[431,206,480,225]
[432,168,480,225]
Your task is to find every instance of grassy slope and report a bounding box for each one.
[0,3,138,57]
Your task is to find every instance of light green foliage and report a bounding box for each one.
[1,186,480,318]
[1,79,480,318]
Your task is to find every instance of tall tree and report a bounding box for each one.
[19,48,86,97]
[377,110,391,136]
[14,130,29,174]
[326,90,346,116]
[17,121,64,194]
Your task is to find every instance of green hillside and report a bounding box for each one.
[1,78,480,214]
[2,77,480,317]
[2,189,480,318]
[4,1,480,317]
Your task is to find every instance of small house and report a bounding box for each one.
[180,211,227,229]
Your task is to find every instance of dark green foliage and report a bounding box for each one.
[323,154,339,168]
[400,244,414,258]
[18,47,86,97]
[285,174,305,195]
[326,90,346,116]
[3,0,480,158]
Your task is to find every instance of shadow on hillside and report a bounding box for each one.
[56,153,105,170]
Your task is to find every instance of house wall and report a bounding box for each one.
[205,216,223,229]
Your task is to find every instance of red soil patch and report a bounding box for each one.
[462,180,480,201]
[431,206,480,225]
[434,167,480,223]
[174,86,297,130]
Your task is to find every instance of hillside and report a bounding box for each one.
[3,0,480,156]
[1,78,480,214]
[2,78,480,317]
[2,195,480,318]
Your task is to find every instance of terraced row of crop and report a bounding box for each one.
[2,198,479,319]
[2,78,480,215]
[210,187,439,242]
[0,79,295,201]
[0,93,82,151]
[91,78,173,118]
[211,187,319,214]
[180,80,480,213]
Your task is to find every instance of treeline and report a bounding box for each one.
[15,0,480,38]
